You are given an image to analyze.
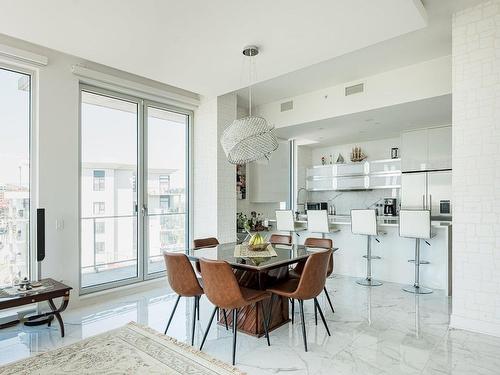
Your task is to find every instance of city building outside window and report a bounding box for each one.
[95,221,105,234]
[93,202,105,215]
[95,241,105,254]
[159,195,170,211]
[93,170,105,191]
[159,175,170,193]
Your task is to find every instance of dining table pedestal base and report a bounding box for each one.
[218,265,290,337]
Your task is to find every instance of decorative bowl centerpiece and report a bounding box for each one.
[247,233,269,252]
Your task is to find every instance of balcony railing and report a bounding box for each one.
[80,214,185,288]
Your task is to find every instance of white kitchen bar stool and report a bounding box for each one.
[351,209,382,287]
[306,210,330,238]
[306,209,336,313]
[399,210,433,294]
[275,210,296,239]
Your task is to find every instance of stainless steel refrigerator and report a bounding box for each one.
[401,170,452,219]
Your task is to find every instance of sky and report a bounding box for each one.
[81,91,187,189]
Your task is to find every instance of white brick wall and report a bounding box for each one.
[193,97,218,239]
[193,93,237,244]
[451,0,500,337]
[216,93,237,243]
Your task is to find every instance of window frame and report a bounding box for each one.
[0,61,37,284]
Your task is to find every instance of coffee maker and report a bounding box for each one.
[383,198,398,216]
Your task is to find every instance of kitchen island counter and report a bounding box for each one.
[267,214,452,294]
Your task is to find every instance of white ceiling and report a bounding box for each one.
[276,94,452,146]
[0,0,427,97]
[237,0,483,106]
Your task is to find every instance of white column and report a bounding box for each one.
[193,93,237,244]
[451,0,500,337]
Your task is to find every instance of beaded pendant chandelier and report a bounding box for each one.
[220,46,278,165]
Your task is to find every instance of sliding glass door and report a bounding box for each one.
[145,106,188,276]
[80,90,139,289]
[80,86,190,292]
[0,66,31,286]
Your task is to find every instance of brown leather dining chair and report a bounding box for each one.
[267,249,332,352]
[163,252,204,346]
[192,237,228,329]
[198,258,272,365]
[193,237,220,249]
[290,238,335,316]
[193,237,220,274]
[269,234,292,246]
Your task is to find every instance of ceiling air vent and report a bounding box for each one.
[345,83,364,96]
[280,100,293,112]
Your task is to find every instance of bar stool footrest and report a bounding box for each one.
[402,285,433,294]
[408,260,430,264]
[362,255,381,260]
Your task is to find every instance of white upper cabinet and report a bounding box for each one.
[427,126,452,170]
[401,129,429,172]
[334,162,368,176]
[401,126,451,172]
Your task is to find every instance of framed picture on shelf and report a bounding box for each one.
[236,164,246,200]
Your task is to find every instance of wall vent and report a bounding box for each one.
[280,100,294,112]
[345,83,364,96]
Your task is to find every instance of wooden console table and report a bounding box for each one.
[0,278,72,337]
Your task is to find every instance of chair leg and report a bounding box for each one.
[314,301,318,325]
[200,306,218,350]
[222,309,229,330]
[191,296,197,346]
[196,296,200,321]
[324,287,335,313]
[298,300,308,352]
[314,298,331,336]
[232,308,239,365]
[164,295,181,334]
[259,301,271,346]
[291,298,295,324]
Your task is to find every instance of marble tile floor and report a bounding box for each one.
[0,275,499,374]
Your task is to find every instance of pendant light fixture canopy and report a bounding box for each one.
[220,46,279,165]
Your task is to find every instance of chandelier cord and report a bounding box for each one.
[249,53,253,116]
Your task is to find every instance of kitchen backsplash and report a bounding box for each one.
[308,188,399,216]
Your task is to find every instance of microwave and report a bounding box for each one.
[306,202,328,211]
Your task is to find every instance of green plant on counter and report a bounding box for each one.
[237,212,250,231]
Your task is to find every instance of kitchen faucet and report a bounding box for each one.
[296,187,308,214]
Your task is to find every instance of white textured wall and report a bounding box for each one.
[310,137,400,165]
[451,0,500,337]
[216,94,237,243]
[193,97,218,239]
[256,56,452,129]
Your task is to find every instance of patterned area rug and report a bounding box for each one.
[0,322,245,375]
